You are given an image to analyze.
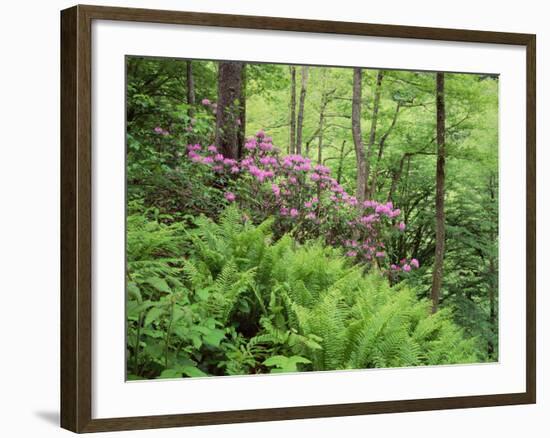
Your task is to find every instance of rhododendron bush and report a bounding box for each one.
[186,130,417,275]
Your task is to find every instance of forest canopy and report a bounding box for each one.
[126,56,499,380]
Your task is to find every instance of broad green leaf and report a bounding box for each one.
[180,366,208,378]
[127,282,141,301]
[158,369,182,379]
[144,306,166,327]
[264,355,311,373]
[144,277,171,294]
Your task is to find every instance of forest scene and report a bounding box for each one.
[125,56,499,380]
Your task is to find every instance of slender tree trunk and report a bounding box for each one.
[289,66,297,154]
[296,66,309,155]
[215,62,244,159]
[431,72,446,313]
[387,154,408,203]
[316,70,331,164]
[237,65,247,158]
[488,256,497,357]
[336,140,347,183]
[487,173,497,358]
[186,61,195,118]
[368,101,401,199]
[317,111,324,164]
[364,70,384,199]
[352,68,367,204]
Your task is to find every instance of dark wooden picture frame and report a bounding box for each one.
[61,4,536,433]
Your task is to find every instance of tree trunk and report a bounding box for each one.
[387,154,408,203]
[336,140,347,183]
[431,72,446,313]
[186,61,195,118]
[352,68,367,204]
[317,111,324,164]
[368,101,400,199]
[487,173,497,358]
[237,65,247,158]
[289,66,297,154]
[364,70,384,199]
[296,66,309,155]
[215,61,244,159]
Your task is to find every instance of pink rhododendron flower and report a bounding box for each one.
[207,145,217,153]
[244,140,257,150]
[402,264,411,272]
[410,258,419,268]
[224,192,236,202]
[259,142,273,152]
[290,208,299,218]
[201,98,211,105]
[314,164,331,175]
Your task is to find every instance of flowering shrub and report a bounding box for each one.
[185,131,418,272]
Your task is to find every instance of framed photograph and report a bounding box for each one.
[60,4,536,433]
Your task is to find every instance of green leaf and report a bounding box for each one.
[145,277,171,294]
[199,327,226,348]
[264,355,311,373]
[181,366,208,378]
[195,288,210,301]
[144,306,166,327]
[127,282,141,301]
[158,369,182,379]
[127,300,154,319]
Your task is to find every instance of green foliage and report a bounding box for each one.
[125,56,499,378]
[127,206,485,379]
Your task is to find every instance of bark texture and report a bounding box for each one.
[215,62,244,159]
[431,72,446,313]
[296,66,309,155]
[289,66,297,154]
[364,70,384,199]
[186,61,195,118]
[352,68,367,204]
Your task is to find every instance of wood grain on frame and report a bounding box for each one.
[60,4,536,433]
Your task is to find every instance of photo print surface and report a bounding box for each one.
[125,56,499,380]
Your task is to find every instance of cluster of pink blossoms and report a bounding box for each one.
[391,258,420,273]
[184,130,418,272]
[153,126,170,136]
[201,98,218,115]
